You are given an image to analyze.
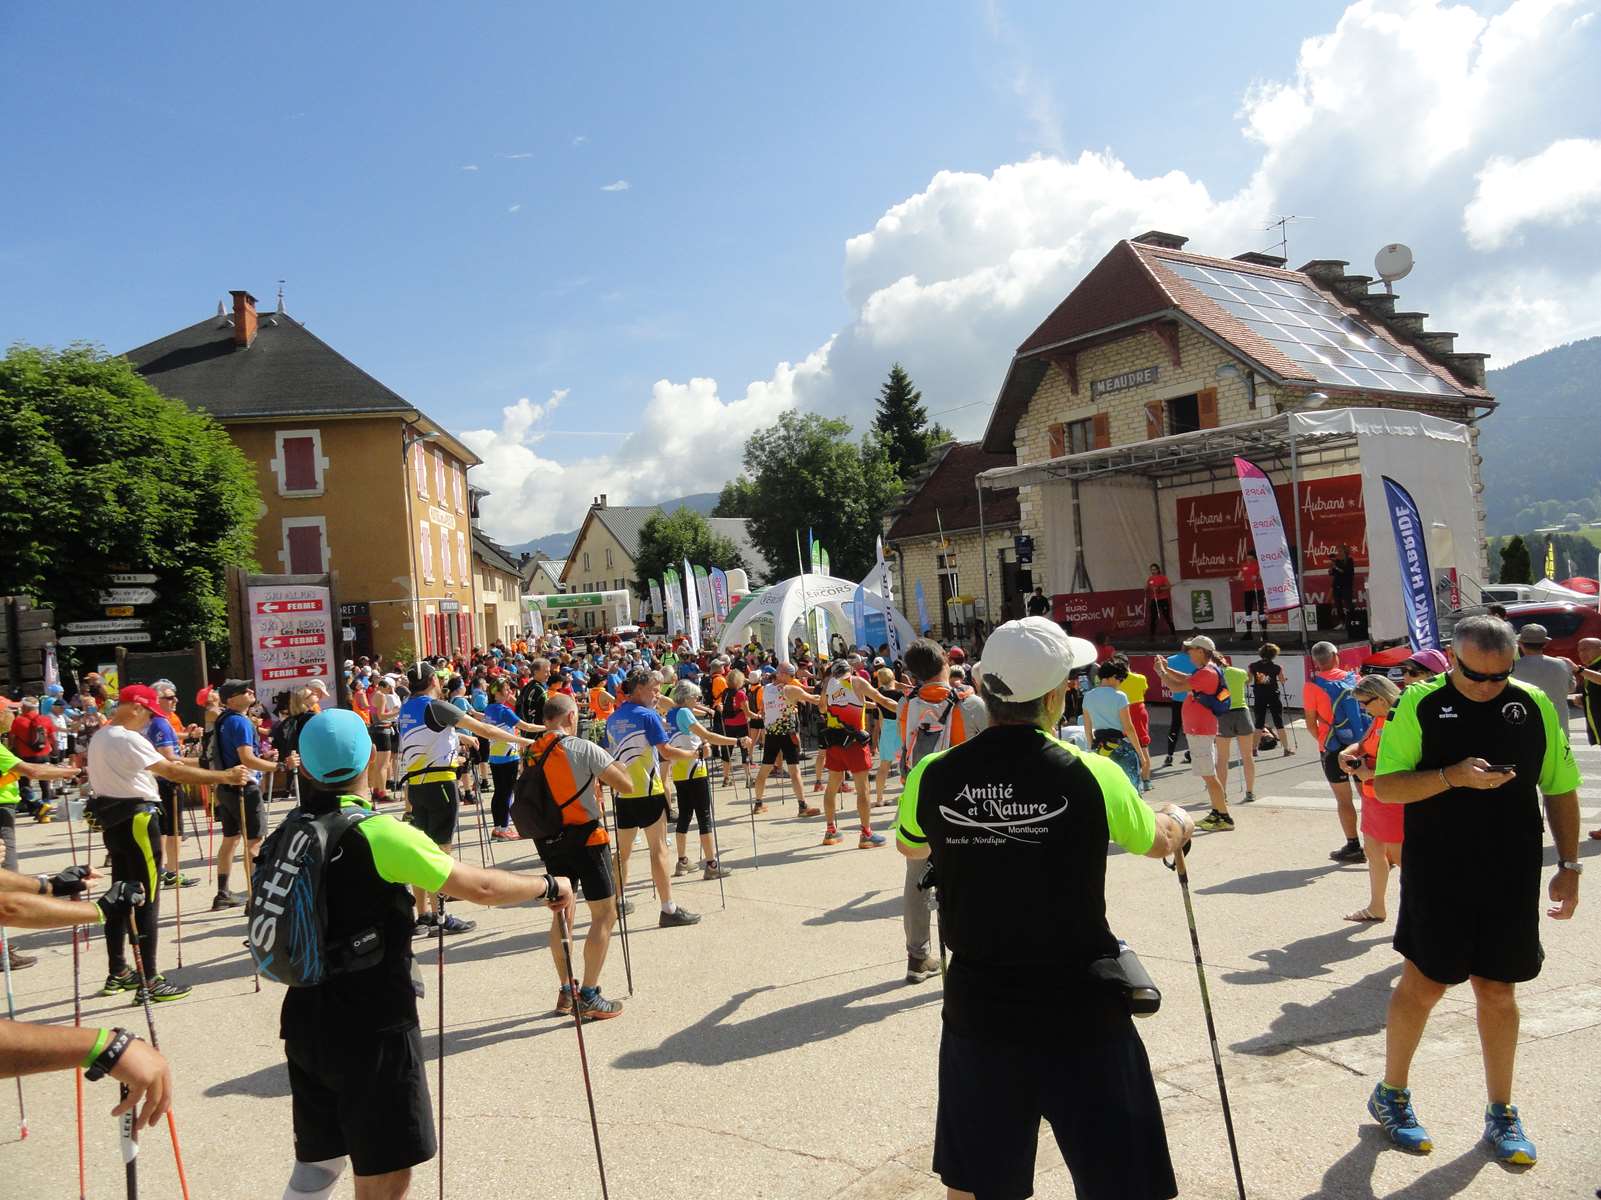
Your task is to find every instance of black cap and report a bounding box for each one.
[406,661,436,693]
[217,679,254,702]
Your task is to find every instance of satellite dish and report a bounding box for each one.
[1374,243,1414,286]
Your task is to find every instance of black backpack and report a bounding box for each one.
[247,806,382,987]
[509,737,593,842]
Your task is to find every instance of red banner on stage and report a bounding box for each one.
[1177,475,1368,579]
[1053,588,1147,635]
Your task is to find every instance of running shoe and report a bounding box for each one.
[658,906,701,928]
[211,891,244,911]
[413,913,438,937]
[438,913,476,935]
[1330,841,1365,863]
[702,861,732,880]
[1241,791,1256,804]
[822,826,843,846]
[673,857,692,878]
[101,968,138,995]
[1366,1082,1432,1154]
[555,985,574,1016]
[160,870,200,889]
[133,975,192,1005]
[618,897,636,918]
[905,955,940,983]
[491,827,518,841]
[1162,755,1173,768]
[34,803,55,824]
[796,803,820,818]
[1482,1103,1536,1165]
[6,949,37,971]
[1196,810,1234,832]
[576,989,624,1021]
[858,830,886,849]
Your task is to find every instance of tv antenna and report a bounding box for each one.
[1262,215,1311,262]
[1373,243,1414,294]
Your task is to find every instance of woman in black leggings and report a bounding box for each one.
[665,681,750,881]
[482,678,542,839]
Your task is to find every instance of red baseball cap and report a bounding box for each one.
[119,684,163,716]
[948,647,967,663]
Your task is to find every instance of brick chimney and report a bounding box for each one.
[230,290,258,348]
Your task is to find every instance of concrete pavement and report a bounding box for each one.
[3,724,1598,1198]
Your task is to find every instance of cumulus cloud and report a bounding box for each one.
[1463,138,1601,249]
[460,164,479,172]
[507,203,521,213]
[600,179,631,192]
[462,0,1601,541]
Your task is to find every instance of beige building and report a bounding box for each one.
[472,532,524,648]
[521,555,566,598]
[977,233,1493,623]
[127,290,480,662]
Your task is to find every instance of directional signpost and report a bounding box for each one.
[63,620,147,634]
[60,632,152,647]
[108,573,157,585]
[98,588,157,606]
[245,583,335,699]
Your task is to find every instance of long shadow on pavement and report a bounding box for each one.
[1231,962,1401,1056]
[613,978,939,1069]
[1223,923,1389,984]
[801,890,901,926]
[1197,863,1345,897]
[1297,1125,1495,1198]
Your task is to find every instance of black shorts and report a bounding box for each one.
[1321,745,1351,784]
[1252,693,1284,730]
[761,732,801,766]
[536,834,615,901]
[615,793,667,830]
[158,779,180,838]
[934,1024,1176,1200]
[1396,862,1544,986]
[215,783,264,839]
[286,1026,435,1177]
[370,724,398,752]
[407,780,459,843]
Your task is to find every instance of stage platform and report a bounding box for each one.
[1103,630,1370,656]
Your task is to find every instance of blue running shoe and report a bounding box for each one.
[1367,1082,1433,1154]
[1482,1103,1536,1165]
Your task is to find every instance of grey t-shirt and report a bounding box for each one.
[1511,653,1574,717]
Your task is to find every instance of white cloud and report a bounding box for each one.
[460,0,1601,542]
[600,179,631,192]
[460,164,479,172]
[497,152,534,160]
[572,134,589,146]
[507,203,521,213]
[1463,138,1601,249]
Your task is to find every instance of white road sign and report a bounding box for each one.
[98,588,157,605]
[60,632,153,647]
[246,582,335,699]
[108,573,158,585]
[63,619,148,633]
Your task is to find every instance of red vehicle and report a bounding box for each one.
[1500,603,1601,662]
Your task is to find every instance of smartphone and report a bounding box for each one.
[1487,763,1517,774]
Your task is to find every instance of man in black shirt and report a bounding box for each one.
[279,709,575,1199]
[1330,543,1357,626]
[517,657,552,725]
[1367,616,1581,1165]
[896,616,1192,1200]
[1025,587,1050,618]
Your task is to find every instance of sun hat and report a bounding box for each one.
[978,618,1096,702]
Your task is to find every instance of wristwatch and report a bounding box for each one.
[1557,859,1584,874]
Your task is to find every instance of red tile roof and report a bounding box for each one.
[886,442,1020,541]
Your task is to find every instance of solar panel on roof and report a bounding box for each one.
[1159,259,1462,397]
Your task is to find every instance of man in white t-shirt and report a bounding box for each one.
[87,684,249,1004]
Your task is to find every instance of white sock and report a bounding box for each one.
[661,900,676,915]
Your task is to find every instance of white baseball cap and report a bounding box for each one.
[978,618,1096,702]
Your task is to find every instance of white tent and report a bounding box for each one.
[1529,577,1597,604]
[717,573,916,664]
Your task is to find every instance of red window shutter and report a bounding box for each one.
[458,612,472,652]
[1145,401,1164,441]
[286,524,323,574]
[282,437,317,491]
[1048,422,1066,458]
[1092,412,1111,449]
[1197,387,1219,429]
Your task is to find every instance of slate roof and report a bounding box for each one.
[124,304,480,463]
[472,531,522,577]
[982,238,1490,453]
[886,442,1020,541]
[563,505,770,585]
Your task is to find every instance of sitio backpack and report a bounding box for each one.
[510,737,591,842]
[248,805,379,987]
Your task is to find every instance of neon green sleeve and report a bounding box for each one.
[357,814,454,892]
[896,750,948,848]
[1374,686,1425,776]
[1531,686,1582,794]
[1048,733,1155,854]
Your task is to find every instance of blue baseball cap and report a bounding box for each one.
[298,709,372,786]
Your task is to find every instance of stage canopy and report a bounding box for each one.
[976,407,1481,645]
[716,573,916,664]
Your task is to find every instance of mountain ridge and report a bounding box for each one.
[501,492,722,559]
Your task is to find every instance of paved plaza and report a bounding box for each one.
[4,721,1599,1198]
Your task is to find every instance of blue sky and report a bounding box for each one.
[5,2,1599,542]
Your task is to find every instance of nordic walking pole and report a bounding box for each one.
[604,797,633,996]
[707,775,726,911]
[742,766,759,867]
[123,912,192,1200]
[1173,847,1247,1200]
[204,787,214,886]
[557,909,611,1200]
[0,927,27,1139]
[73,921,87,1199]
[435,896,446,1200]
[238,793,260,993]
[120,1085,138,1199]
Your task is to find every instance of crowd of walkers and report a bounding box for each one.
[0,609,1590,1197]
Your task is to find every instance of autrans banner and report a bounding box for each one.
[1176,474,1366,579]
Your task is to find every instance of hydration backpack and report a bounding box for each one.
[1309,671,1370,749]
[902,694,959,771]
[1188,665,1234,717]
[509,737,591,842]
[248,805,380,987]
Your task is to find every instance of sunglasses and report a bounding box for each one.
[1400,664,1428,676]
[1456,662,1512,683]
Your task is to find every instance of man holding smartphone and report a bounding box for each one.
[1366,616,1581,1167]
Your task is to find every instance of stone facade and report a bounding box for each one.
[892,522,1022,639]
